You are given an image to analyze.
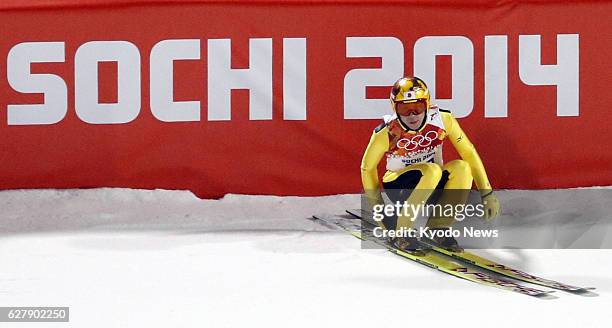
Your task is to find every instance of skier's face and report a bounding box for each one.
[400,111,426,130]
[396,101,427,129]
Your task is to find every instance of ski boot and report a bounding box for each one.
[390,236,428,256]
[424,228,463,252]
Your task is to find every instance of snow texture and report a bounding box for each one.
[0,188,611,327]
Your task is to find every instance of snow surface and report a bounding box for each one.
[0,188,611,328]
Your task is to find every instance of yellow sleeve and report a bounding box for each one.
[441,112,493,195]
[360,124,389,206]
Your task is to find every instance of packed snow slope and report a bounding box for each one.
[0,188,611,328]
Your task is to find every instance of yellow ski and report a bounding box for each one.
[312,214,554,298]
[346,209,594,294]
[421,241,594,293]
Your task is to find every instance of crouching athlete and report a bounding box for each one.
[360,76,501,254]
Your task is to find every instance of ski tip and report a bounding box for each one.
[567,287,598,297]
[345,209,362,218]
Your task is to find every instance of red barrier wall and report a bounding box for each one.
[1,1,610,198]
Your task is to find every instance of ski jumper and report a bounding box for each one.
[360,106,492,231]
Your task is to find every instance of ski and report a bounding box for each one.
[311,213,554,298]
[346,209,594,294]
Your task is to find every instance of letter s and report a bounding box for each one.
[7,42,67,125]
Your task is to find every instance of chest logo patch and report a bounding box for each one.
[396,130,439,151]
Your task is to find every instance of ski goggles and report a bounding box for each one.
[395,99,428,116]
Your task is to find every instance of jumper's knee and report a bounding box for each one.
[417,163,443,189]
[444,160,473,189]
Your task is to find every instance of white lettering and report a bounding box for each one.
[283,38,307,120]
[150,39,201,122]
[74,41,141,124]
[207,38,273,121]
[519,34,579,116]
[344,37,403,119]
[485,35,508,118]
[7,42,67,125]
[414,36,474,118]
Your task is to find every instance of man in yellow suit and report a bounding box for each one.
[360,77,500,253]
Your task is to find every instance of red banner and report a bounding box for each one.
[0,1,610,197]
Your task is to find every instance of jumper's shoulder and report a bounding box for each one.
[374,121,388,133]
[436,107,455,126]
[435,106,453,118]
[373,114,395,133]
